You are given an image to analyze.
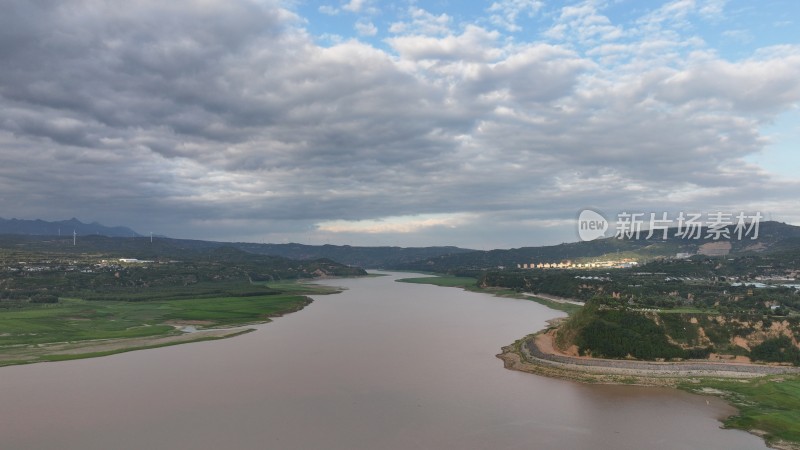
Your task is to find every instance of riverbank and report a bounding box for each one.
[499,327,800,385]
[498,327,800,449]
[4,327,257,365]
[395,273,800,448]
[395,276,581,314]
[0,280,339,367]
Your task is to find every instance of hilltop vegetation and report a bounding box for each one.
[480,249,800,313]
[552,300,800,362]
[0,235,364,305]
[393,221,800,272]
[236,242,475,268]
[478,248,800,364]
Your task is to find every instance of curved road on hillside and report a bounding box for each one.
[523,335,800,376]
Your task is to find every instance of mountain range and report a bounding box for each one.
[0,219,473,268]
[0,217,140,237]
[392,221,800,272]
[2,218,799,271]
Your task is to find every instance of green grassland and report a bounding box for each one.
[0,236,366,365]
[0,280,338,366]
[396,275,479,288]
[682,376,800,447]
[396,275,581,314]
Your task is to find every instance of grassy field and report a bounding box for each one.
[396,276,479,288]
[0,280,338,366]
[517,295,582,314]
[396,275,581,314]
[681,376,800,447]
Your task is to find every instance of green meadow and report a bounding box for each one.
[396,275,479,288]
[682,376,800,447]
[0,281,338,366]
[396,275,580,314]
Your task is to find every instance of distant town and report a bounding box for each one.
[516,259,639,270]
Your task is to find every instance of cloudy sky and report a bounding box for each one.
[1,0,798,248]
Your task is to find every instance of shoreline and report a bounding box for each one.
[497,331,799,387]
[517,327,800,379]
[0,295,317,367]
[498,328,800,450]
[0,324,261,367]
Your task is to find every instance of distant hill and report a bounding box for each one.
[0,235,366,298]
[0,234,220,260]
[0,233,474,269]
[0,218,474,267]
[392,221,800,272]
[234,243,476,268]
[0,218,140,238]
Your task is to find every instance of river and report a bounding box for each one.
[0,273,767,449]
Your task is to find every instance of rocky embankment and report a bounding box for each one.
[498,330,800,386]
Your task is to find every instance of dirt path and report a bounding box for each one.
[522,293,585,306]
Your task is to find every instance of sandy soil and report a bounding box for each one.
[522,293,585,305]
[47,327,251,355]
[0,327,253,364]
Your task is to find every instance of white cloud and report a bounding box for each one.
[355,20,377,37]
[317,213,474,234]
[389,7,452,36]
[721,29,753,44]
[0,0,797,246]
[654,49,800,112]
[342,0,367,13]
[488,0,544,32]
[387,25,502,62]
[544,2,624,44]
[319,5,338,15]
[699,0,727,19]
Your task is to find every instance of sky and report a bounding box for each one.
[0,0,798,249]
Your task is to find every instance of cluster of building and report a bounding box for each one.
[516,259,639,270]
[753,273,800,282]
[116,258,153,264]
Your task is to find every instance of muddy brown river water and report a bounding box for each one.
[0,273,767,449]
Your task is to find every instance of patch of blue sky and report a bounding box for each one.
[288,0,798,177]
[290,1,555,47]
[289,1,369,45]
[686,0,800,60]
[748,108,800,179]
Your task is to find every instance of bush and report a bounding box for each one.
[574,309,685,360]
[750,336,800,365]
[30,293,59,304]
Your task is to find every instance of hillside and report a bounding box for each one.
[476,243,800,366]
[0,216,476,268]
[0,217,141,237]
[235,242,474,268]
[393,221,800,272]
[0,235,366,306]
[554,301,800,365]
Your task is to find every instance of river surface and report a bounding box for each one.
[0,273,767,449]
